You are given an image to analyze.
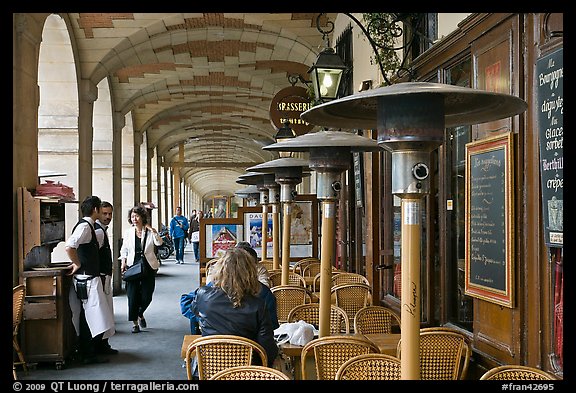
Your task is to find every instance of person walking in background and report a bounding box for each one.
[120,205,163,333]
[190,248,278,374]
[93,201,118,355]
[169,206,189,264]
[66,195,115,364]
[188,209,197,242]
[190,210,203,263]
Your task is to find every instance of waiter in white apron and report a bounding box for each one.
[66,195,115,365]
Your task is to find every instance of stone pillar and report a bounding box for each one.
[112,112,125,295]
[78,79,98,201]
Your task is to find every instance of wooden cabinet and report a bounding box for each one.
[17,187,77,368]
[21,269,75,369]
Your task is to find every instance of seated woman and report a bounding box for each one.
[190,248,279,368]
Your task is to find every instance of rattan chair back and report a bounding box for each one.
[269,271,306,288]
[209,365,291,380]
[287,303,350,334]
[292,258,319,275]
[271,285,312,323]
[335,353,401,380]
[301,262,322,278]
[397,327,471,380]
[331,283,372,332]
[354,306,401,335]
[185,334,268,380]
[331,272,369,286]
[13,284,27,379]
[260,259,274,271]
[479,365,559,380]
[301,335,379,380]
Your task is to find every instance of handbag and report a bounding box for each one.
[122,259,144,281]
[191,231,200,242]
[123,229,148,281]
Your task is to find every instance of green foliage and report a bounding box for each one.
[361,13,402,81]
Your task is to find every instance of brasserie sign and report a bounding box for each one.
[269,86,314,135]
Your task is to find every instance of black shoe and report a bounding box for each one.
[82,356,109,365]
[132,325,141,333]
[139,317,147,328]
[98,346,119,355]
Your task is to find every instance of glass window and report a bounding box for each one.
[446,58,474,330]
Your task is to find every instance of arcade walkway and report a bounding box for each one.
[19,243,198,380]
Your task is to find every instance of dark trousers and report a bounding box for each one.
[193,241,200,262]
[125,270,156,322]
[78,307,103,359]
[173,236,185,261]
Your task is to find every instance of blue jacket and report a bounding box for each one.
[169,215,189,239]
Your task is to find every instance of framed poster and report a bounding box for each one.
[239,207,273,258]
[464,132,514,308]
[200,217,243,262]
[237,194,318,262]
[212,196,229,218]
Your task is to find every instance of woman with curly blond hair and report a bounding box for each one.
[190,248,278,367]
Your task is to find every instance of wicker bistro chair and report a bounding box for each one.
[331,272,370,287]
[480,365,559,380]
[13,284,27,380]
[209,365,291,380]
[269,271,306,288]
[397,327,472,380]
[260,259,274,271]
[301,262,322,278]
[335,353,402,380]
[271,285,312,323]
[292,258,320,275]
[331,283,372,332]
[287,303,350,334]
[300,335,379,380]
[354,306,401,335]
[185,335,268,380]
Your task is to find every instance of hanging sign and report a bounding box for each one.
[269,86,314,135]
[537,48,563,248]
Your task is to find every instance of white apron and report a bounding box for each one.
[69,274,115,339]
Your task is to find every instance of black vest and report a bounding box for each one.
[71,219,100,276]
[94,221,113,275]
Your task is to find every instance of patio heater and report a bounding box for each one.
[236,172,276,262]
[300,81,527,379]
[264,130,380,337]
[247,158,311,284]
[234,184,260,207]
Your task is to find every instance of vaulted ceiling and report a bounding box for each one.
[66,13,337,199]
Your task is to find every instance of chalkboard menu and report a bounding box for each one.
[465,133,514,307]
[537,48,563,248]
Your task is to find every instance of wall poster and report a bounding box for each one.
[237,194,318,261]
[537,47,563,247]
[465,132,514,308]
[242,210,273,258]
[201,221,243,259]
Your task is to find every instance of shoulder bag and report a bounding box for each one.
[123,229,148,281]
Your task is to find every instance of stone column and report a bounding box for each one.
[78,79,98,201]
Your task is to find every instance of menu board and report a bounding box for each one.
[537,48,563,247]
[465,133,514,307]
